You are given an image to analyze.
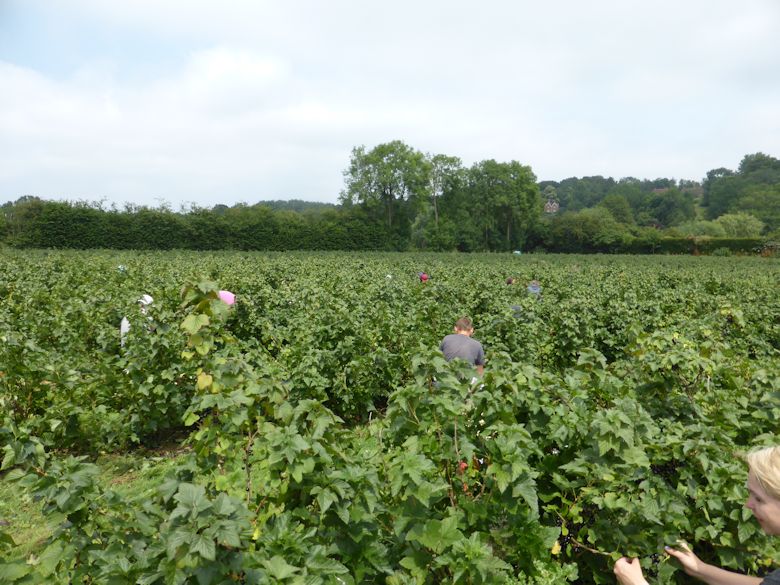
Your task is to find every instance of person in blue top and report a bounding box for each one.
[614,445,780,585]
[527,280,541,297]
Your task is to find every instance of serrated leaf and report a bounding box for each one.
[190,534,216,561]
[36,541,64,577]
[215,526,242,548]
[409,517,463,554]
[738,520,755,543]
[166,528,191,559]
[2,468,25,481]
[316,489,337,515]
[181,314,210,335]
[512,477,538,516]
[0,562,31,581]
[263,555,299,580]
[304,556,349,574]
[174,483,211,516]
[212,493,237,516]
[1,447,15,471]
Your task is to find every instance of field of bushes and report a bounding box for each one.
[1,250,778,584]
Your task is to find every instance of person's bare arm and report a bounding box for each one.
[665,546,763,585]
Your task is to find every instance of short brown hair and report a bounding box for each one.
[454,317,473,331]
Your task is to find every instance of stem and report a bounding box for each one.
[445,462,457,507]
[245,428,257,506]
[554,510,611,557]
[254,496,268,516]
[569,536,612,557]
[453,421,461,461]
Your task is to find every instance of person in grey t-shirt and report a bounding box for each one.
[439,317,485,376]
[614,445,780,585]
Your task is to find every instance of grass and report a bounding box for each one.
[0,476,50,561]
[0,446,185,562]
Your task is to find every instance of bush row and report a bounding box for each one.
[3,199,774,255]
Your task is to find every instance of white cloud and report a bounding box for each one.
[1,0,779,205]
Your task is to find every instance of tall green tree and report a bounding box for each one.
[641,188,695,227]
[427,154,464,227]
[466,160,540,251]
[735,184,780,233]
[554,175,616,211]
[704,153,780,221]
[702,167,735,211]
[705,174,743,220]
[611,179,646,214]
[339,141,431,240]
[598,193,635,224]
[2,196,44,245]
[738,152,780,178]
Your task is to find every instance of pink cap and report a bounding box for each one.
[218,290,235,305]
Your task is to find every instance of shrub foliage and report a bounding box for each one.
[1,251,779,583]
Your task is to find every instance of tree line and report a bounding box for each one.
[1,144,778,253]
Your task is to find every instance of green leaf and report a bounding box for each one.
[181,314,210,335]
[1,447,15,471]
[194,566,219,585]
[738,520,756,543]
[196,372,213,390]
[37,541,64,577]
[174,483,212,516]
[166,528,191,559]
[303,556,349,575]
[190,534,216,561]
[212,493,237,516]
[491,465,510,493]
[316,488,337,515]
[116,556,132,574]
[399,554,426,572]
[263,555,299,580]
[183,412,200,426]
[622,445,650,467]
[512,477,538,516]
[3,468,26,481]
[158,478,181,503]
[409,517,463,554]
[0,562,31,581]
[215,526,242,548]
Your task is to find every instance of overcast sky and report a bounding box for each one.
[1,0,779,209]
